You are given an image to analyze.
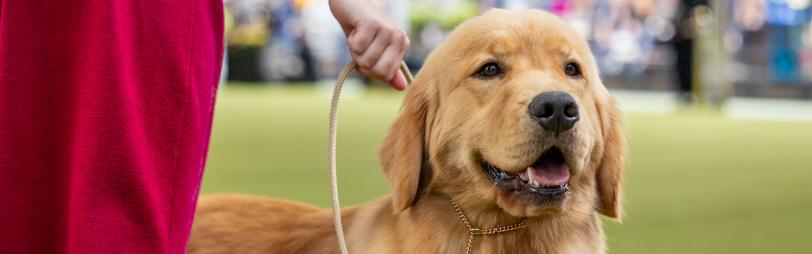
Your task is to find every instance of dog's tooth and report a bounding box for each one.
[527,168,536,186]
[519,169,529,182]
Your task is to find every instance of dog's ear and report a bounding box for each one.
[379,80,434,212]
[595,89,626,220]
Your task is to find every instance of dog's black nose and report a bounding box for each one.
[528,91,579,135]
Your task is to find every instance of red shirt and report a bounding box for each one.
[0,0,223,252]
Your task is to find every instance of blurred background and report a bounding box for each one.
[203,0,812,253]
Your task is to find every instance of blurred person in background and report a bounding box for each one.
[222,1,236,84]
[302,0,347,84]
[671,0,709,103]
[0,0,407,253]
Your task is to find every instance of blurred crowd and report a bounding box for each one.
[223,0,812,100]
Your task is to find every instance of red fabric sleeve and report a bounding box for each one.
[0,0,224,253]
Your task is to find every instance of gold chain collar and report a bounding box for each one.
[450,200,528,254]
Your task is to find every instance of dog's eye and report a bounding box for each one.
[476,63,503,78]
[564,62,581,77]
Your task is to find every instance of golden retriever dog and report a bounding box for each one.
[189,9,625,254]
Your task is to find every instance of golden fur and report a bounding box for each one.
[189,9,626,254]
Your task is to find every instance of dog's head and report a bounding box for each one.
[379,9,625,220]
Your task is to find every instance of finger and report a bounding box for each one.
[357,60,407,91]
[370,43,404,83]
[388,70,407,91]
[391,46,409,91]
[383,32,409,79]
[355,28,391,70]
[355,67,381,83]
[347,21,378,55]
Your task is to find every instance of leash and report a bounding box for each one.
[329,60,413,254]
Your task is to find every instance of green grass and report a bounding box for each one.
[202,85,812,254]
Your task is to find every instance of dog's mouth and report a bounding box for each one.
[482,147,571,198]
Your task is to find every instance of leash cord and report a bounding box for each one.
[329,61,413,254]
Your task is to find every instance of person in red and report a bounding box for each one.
[0,0,408,252]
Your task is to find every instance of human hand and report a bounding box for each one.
[329,0,410,91]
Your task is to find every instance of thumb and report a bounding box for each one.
[388,70,407,91]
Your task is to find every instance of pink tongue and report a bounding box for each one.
[529,162,570,186]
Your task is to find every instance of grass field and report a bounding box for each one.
[202,85,812,254]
